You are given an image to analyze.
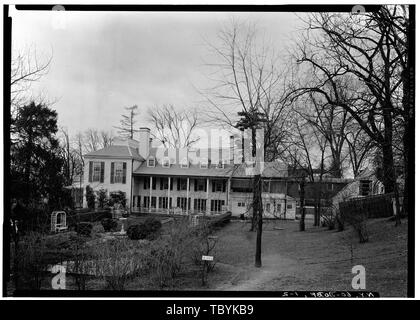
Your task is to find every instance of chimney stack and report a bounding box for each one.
[138,127,150,159]
[229,135,234,165]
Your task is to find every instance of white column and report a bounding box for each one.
[206,178,210,215]
[149,176,152,213]
[167,177,171,214]
[186,177,190,215]
[226,179,231,211]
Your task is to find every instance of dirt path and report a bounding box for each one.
[210,219,408,295]
[215,254,298,290]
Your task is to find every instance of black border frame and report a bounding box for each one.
[2,4,415,298]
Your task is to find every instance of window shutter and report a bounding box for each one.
[212,182,215,192]
[100,162,105,183]
[160,178,163,190]
[170,178,173,190]
[88,161,93,182]
[110,162,114,184]
[194,179,197,192]
[177,178,180,190]
[223,181,226,192]
[122,162,127,184]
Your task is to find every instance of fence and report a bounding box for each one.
[339,193,395,220]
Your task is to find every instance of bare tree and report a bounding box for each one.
[11,46,53,117]
[59,128,79,186]
[289,8,409,224]
[114,105,139,139]
[344,123,376,177]
[83,129,101,153]
[202,19,291,162]
[148,104,201,148]
[281,107,330,228]
[100,130,114,148]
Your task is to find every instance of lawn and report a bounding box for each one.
[205,217,408,296]
[8,215,408,296]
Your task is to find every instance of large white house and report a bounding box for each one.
[82,127,297,218]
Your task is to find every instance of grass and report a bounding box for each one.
[208,217,408,296]
[9,215,408,296]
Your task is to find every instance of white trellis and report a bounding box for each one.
[51,211,68,233]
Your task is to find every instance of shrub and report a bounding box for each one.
[143,217,162,234]
[14,232,48,290]
[147,219,210,288]
[94,239,148,290]
[342,205,369,243]
[85,185,96,209]
[75,222,93,237]
[320,208,335,230]
[127,218,162,240]
[109,191,126,207]
[97,189,107,209]
[101,218,118,232]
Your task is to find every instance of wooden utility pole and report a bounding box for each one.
[254,173,263,267]
[299,177,306,232]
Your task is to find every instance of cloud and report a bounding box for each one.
[10,8,299,136]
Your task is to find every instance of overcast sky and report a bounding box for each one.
[10,7,301,142]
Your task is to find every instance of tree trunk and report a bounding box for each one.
[382,106,401,225]
[299,178,306,231]
[402,7,415,219]
[250,173,259,231]
[255,174,262,267]
[249,127,258,231]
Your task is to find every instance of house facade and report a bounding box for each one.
[81,127,348,219]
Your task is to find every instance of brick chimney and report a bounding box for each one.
[138,127,150,159]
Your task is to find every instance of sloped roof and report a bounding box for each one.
[133,161,289,179]
[84,145,143,160]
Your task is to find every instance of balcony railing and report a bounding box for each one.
[131,206,227,216]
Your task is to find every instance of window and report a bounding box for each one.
[238,202,246,207]
[111,162,126,184]
[176,197,191,210]
[144,177,156,190]
[287,204,293,209]
[177,178,188,191]
[143,177,150,190]
[159,197,171,209]
[147,157,155,167]
[194,179,207,192]
[266,203,271,211]
[194,199,206,211]
[181,158,189,168]
[217,160,225,169]
[133,196,141,208]
[89,161,104,183]
[151,196,157,208]
[359,180,371,196]
[143,196,149,208]
[327,183,334,191]
[160,177,169,190]
[210,200,225,212]
[212,180,226,192]
[162,157,170,168]
[200,159,208,169]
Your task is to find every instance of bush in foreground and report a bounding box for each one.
[101,218,118,232]
[127,218,162,240]
[75,222,93,237]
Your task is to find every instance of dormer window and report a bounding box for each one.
[200,158,208,169]
[217,160,226,169]
[147,157,155,167]
[162,157,171,168]
[181,158,189,168]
